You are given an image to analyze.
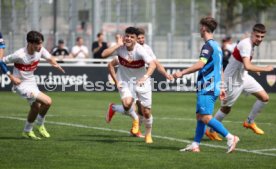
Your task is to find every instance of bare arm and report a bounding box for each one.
[155,59,173,80]
[108,58,120,88]
[46,57,65,73]
[137,60,156,85]
[173,60,205,78]
[0,48,4,59]
[220,68,226,101]
[243,57,273,72]
[102,36,123,58]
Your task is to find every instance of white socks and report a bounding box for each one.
[127,106,138,120]
[24,121,34,132]
[225,133,234,140]
[112,104,125,114]
[214,109,227,122]
[143,115,153,135]
[248,100,267,123]
[36,114,45,126]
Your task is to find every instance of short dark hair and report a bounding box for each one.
[125,27,139,36]
[76,36,82,42]
[58,39,64,44]
[137,27,145,36]
[253,24,266,33]
[97,32,103,38]
[26,31,44,44]
[200,16,217,33]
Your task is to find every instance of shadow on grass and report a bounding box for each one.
[56,134,142,144]
[0,136,25,140]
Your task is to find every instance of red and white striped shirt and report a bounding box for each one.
[224,37,254,84]
[3,47,51,82]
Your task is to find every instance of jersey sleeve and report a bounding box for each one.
[2,53,20,64]
[146,45,157,60]
[138,46,153,64]
[41,47,52,60]
[199,43,213,64]
[238,42,251,58]
[0,32,6,49]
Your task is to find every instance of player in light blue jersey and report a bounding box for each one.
[173,16,239,153]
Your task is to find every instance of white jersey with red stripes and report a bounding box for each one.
[142,44,156,60]
[116,43,153,83]
[3,46,51,82]
[224,37,254,84]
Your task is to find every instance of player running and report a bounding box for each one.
[102,27,156,143]
[103,28,173,141]
[173,16,239,153]
[206,24,274,141]
[0,31,65,140]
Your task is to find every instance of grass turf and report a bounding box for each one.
[0,92,275,169]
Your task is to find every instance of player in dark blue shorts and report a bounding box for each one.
[173,16,239,153]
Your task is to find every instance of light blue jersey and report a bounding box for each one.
[197,39,222,96]
[0,32,5,49]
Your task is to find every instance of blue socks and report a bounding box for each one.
[194,120,206,143]
[207,118,228,137]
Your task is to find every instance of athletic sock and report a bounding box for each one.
[112,104,125,114]
[207,118,229,137]
[144,115,153,135]
[36,114,45,126]
[247,100,267,123]
[24,121,34,132]
[127,106,138,120]
[139,115,144,127]
[214,109,227,122]
[194,120,206,143]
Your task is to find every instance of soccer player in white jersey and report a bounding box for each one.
[102,27,156,143]
[0,31,65,140]
[104,28,173,139]
[206,24,274,141]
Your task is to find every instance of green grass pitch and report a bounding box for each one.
[0,92,275,169]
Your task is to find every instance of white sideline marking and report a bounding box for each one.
[251,148,276,152]
[5,114,275,126]
[1,115,276,157]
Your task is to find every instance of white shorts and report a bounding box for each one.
[135,80,152,108]
[222,74,264,107]
[14,82,40,105]
[118,80,152,108]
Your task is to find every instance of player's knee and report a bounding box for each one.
[122,99,133,110]
[221,106,231,114]
[44,97,52,107]
[260,94,269,102]
[31,102,41,112]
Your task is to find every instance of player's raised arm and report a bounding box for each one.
[102,36,124,58]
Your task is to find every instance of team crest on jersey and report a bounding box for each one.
[266,75,276,87]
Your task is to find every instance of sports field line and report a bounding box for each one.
[1,115,276,157]
[251,148,276,152]
[4,114,275,126]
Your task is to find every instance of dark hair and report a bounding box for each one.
[76,36,82,42]
[137,27,145,36]
[125,27,139,36]
[26,31,44,44]
[253,24,266,33]
[58,39,64,44]
[200,16,217,33]
[97,32,103,38]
